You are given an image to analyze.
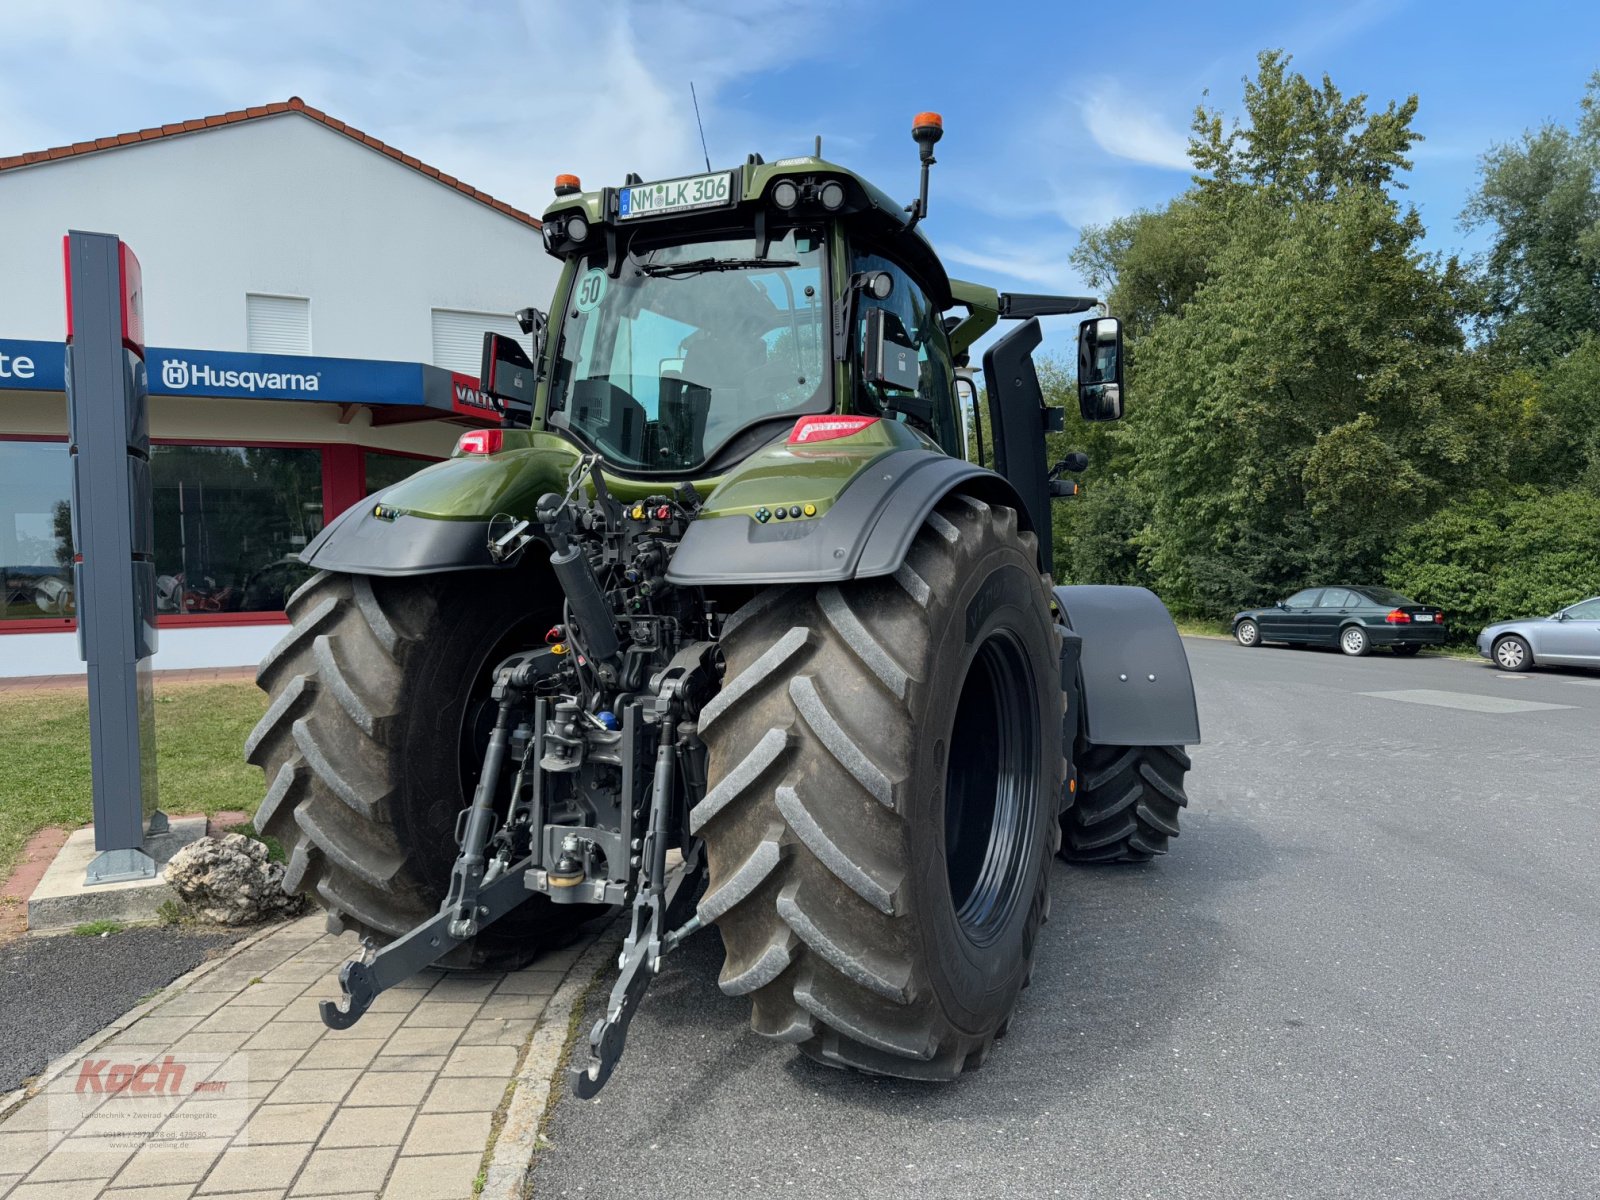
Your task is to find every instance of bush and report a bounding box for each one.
[1387,488,1600,634]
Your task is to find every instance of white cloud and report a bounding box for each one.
[0,0,845,214]
[941,238,1086,291]
[1080,82,1193,171]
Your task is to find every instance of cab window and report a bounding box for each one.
[849,247,960,454]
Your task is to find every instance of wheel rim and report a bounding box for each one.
[943,629,1038,947]
[1343,629,1364,653]
[1238,622,1257,644]
[1497,640,1524,668]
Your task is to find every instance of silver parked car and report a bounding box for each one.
[1477,596,1600,671]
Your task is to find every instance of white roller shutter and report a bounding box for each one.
[245,294,311,355]
[431,308,529,375]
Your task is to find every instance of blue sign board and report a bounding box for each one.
[0,337,435,408]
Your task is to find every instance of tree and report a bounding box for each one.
[1463,75,1600,365]
[1064,52,1491,617]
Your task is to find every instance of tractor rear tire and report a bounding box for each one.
[246,568,603,968]
[694,496,1062,1078]
[1059,743,1190,863]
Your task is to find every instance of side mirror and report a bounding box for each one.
[863,307,920,392]
[480,332,537,415]
[1077,316,1124,421]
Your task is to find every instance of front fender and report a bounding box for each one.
[1053,584,1201,747]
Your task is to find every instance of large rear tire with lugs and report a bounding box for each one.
[245,568,602,967]
[694,496,1062,1078]
[1058,742,1190,863]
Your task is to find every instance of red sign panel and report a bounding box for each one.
[62,235,146,359]
[119,242,145,356]
[449,371,502,421]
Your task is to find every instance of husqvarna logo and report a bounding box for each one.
[157,359,320,394]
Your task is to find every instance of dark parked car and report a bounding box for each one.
[1233,586,1447,657]
[1476,595,1600,672]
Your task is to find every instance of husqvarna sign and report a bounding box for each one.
[157,357,322,395]
[144,347,380,402]
[0,337,438,408]
[0,336,497,422]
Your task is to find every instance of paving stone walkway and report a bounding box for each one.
[0,913,598,1199]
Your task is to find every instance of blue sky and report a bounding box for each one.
[3,0,1598,357]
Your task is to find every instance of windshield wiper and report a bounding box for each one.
[637,257,799,279]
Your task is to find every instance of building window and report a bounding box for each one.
[431,308,528,374]
[364,450,433,497]
[151,445,322,614]
[246,293,312,355]
[0,440,74,622]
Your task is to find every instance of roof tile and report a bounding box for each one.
[0,99,539,228]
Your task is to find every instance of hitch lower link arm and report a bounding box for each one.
[319,665,536,1031]
[567,694,704,1098]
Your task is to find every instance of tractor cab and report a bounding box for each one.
[481,145,972,478]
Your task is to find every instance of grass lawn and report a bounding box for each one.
[0,681,268,877]
[1175,618,1234,639]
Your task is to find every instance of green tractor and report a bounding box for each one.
[247,113,1199,1095]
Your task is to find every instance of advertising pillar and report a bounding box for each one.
[63,230,165,884]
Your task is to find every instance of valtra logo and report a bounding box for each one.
[452,381,499,412]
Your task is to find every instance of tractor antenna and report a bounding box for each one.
[815,134,823,157]
[690,82,712,173]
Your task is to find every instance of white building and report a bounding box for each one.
[0,98,559,677]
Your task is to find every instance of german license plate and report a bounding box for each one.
[619,171,735,220]
[1414,614,1433,622]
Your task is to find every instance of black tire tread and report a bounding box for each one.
[696,497,1056,1079]
[248,571,435,939]
[246,569,590,962]
[1060,742,1190,863]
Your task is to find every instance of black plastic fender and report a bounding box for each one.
[1053,584,1201,748]
[665,448,1035,586]
[300,498,501,576]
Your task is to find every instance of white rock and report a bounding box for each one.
[163,833,306,926]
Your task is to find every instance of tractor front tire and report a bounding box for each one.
[246,569,602,967]
[694,497,1062,1078]
[1059,743,1190,863]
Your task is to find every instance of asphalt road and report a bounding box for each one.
[532,638,1600,1199]
[0,927,240,1092]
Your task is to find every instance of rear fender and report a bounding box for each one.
[1053,584,1201,748]
[665,447,1036,586]
[301,435,582,576]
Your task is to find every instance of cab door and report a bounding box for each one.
[1308,587,1355,645]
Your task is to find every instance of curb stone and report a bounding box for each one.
[482,922,625,1200]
